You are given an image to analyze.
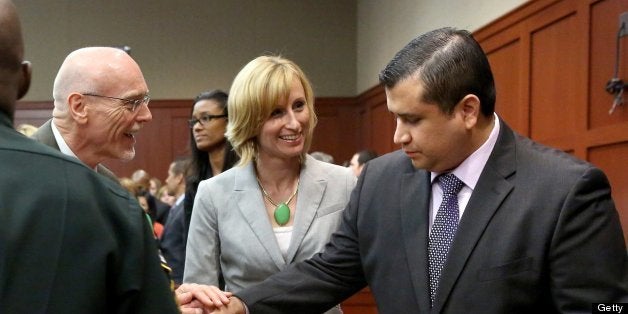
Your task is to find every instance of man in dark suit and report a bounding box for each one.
[0,1,178,312]
[186,27,628,313]
[161,158,189,286]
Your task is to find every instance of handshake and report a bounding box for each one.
[176,283,246,314]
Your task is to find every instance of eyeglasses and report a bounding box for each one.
[82,93,150,112]
[188,114,227,128]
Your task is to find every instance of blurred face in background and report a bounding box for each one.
[149,179,160,196]
[137,195,149,213]
[165,162,183,197]
[158,187,175,207]
[349,153,361,176]
[191,99,228,152]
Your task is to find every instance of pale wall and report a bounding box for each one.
[14,0,356,100]
[357,0,528,93]
[14,0,527,100]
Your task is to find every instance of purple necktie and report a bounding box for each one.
[428,173,464,305]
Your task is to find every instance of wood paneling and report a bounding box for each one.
[14,101,53,127]
[341,288,378,314]
[589,0,628,128]
[529,9,579,144]
[356,84,394,156]
[486,38,527,135]
[312,97,359,165]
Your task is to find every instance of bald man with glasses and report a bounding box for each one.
[31,46,175,286]
[0,1,178,312]
[32,46,152,182]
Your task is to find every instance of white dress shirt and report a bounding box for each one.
[429,114,500,233]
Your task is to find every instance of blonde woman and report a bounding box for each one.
[181,56,355,314]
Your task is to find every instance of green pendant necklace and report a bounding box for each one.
[257,177,299,226]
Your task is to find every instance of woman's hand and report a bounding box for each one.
[176,283,233,313]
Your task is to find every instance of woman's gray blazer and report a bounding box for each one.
[184,155,355,313]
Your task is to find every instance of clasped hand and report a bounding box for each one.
[176,283,245,314]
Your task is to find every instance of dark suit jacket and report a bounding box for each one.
[236,120,628,313]
[31,119,119,183]
[160,199,186,285]
[0,113,178,313]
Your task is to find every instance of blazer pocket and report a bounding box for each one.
[478,257,534,282]
[315,203,345,218]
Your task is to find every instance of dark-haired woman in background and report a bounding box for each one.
[184,90,240,236]
[163,90,239,286]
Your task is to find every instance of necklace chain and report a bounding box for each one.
[256,177,299,208]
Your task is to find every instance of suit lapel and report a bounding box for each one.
[235,164,286,270]
[400,167,433,312]
[286,160,325,263]
[32,119,60,150]
[433,120,517,312]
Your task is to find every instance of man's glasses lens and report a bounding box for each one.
[82,93,150,112]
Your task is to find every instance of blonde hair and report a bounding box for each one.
[226,55,317,166]
[16,123,38,136]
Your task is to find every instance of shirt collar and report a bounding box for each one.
[430,113,500,190]
[51,120,79,159]
[175,194,185,206]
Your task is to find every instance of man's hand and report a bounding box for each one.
[211,296,246,314]
[176,283,233,313]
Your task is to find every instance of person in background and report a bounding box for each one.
[178,55,356,314]
[158,185,176,207]
[309,151,335,164]
[186,27,627,314]
[138,189,164,239]
[160,157,190,286]
[0,1,178,312]
[184,89,239,236]
[133,168,171,225]
[348,149,378,177]
[149,176,162,197]
[31,46,151,184]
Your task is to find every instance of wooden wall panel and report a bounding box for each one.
[369,102,396,155]
[356,84,395,156]
[357,107,368,157]
[588,0,628,128]
[588,142,628,244]
[13,102,53,128]
[486,38,527,134]
[529,10,579,144]
[341,288,378,314]
[311,97,358,165]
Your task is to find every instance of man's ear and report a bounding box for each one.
[17,61,31,100]
[68,93,89,123]
[177,173,185,186]
[458,94,481,129]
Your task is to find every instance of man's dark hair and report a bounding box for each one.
[356,150,378,166]
[170,156,189,176]
[379,27,495,116]
[193,90,228,112]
